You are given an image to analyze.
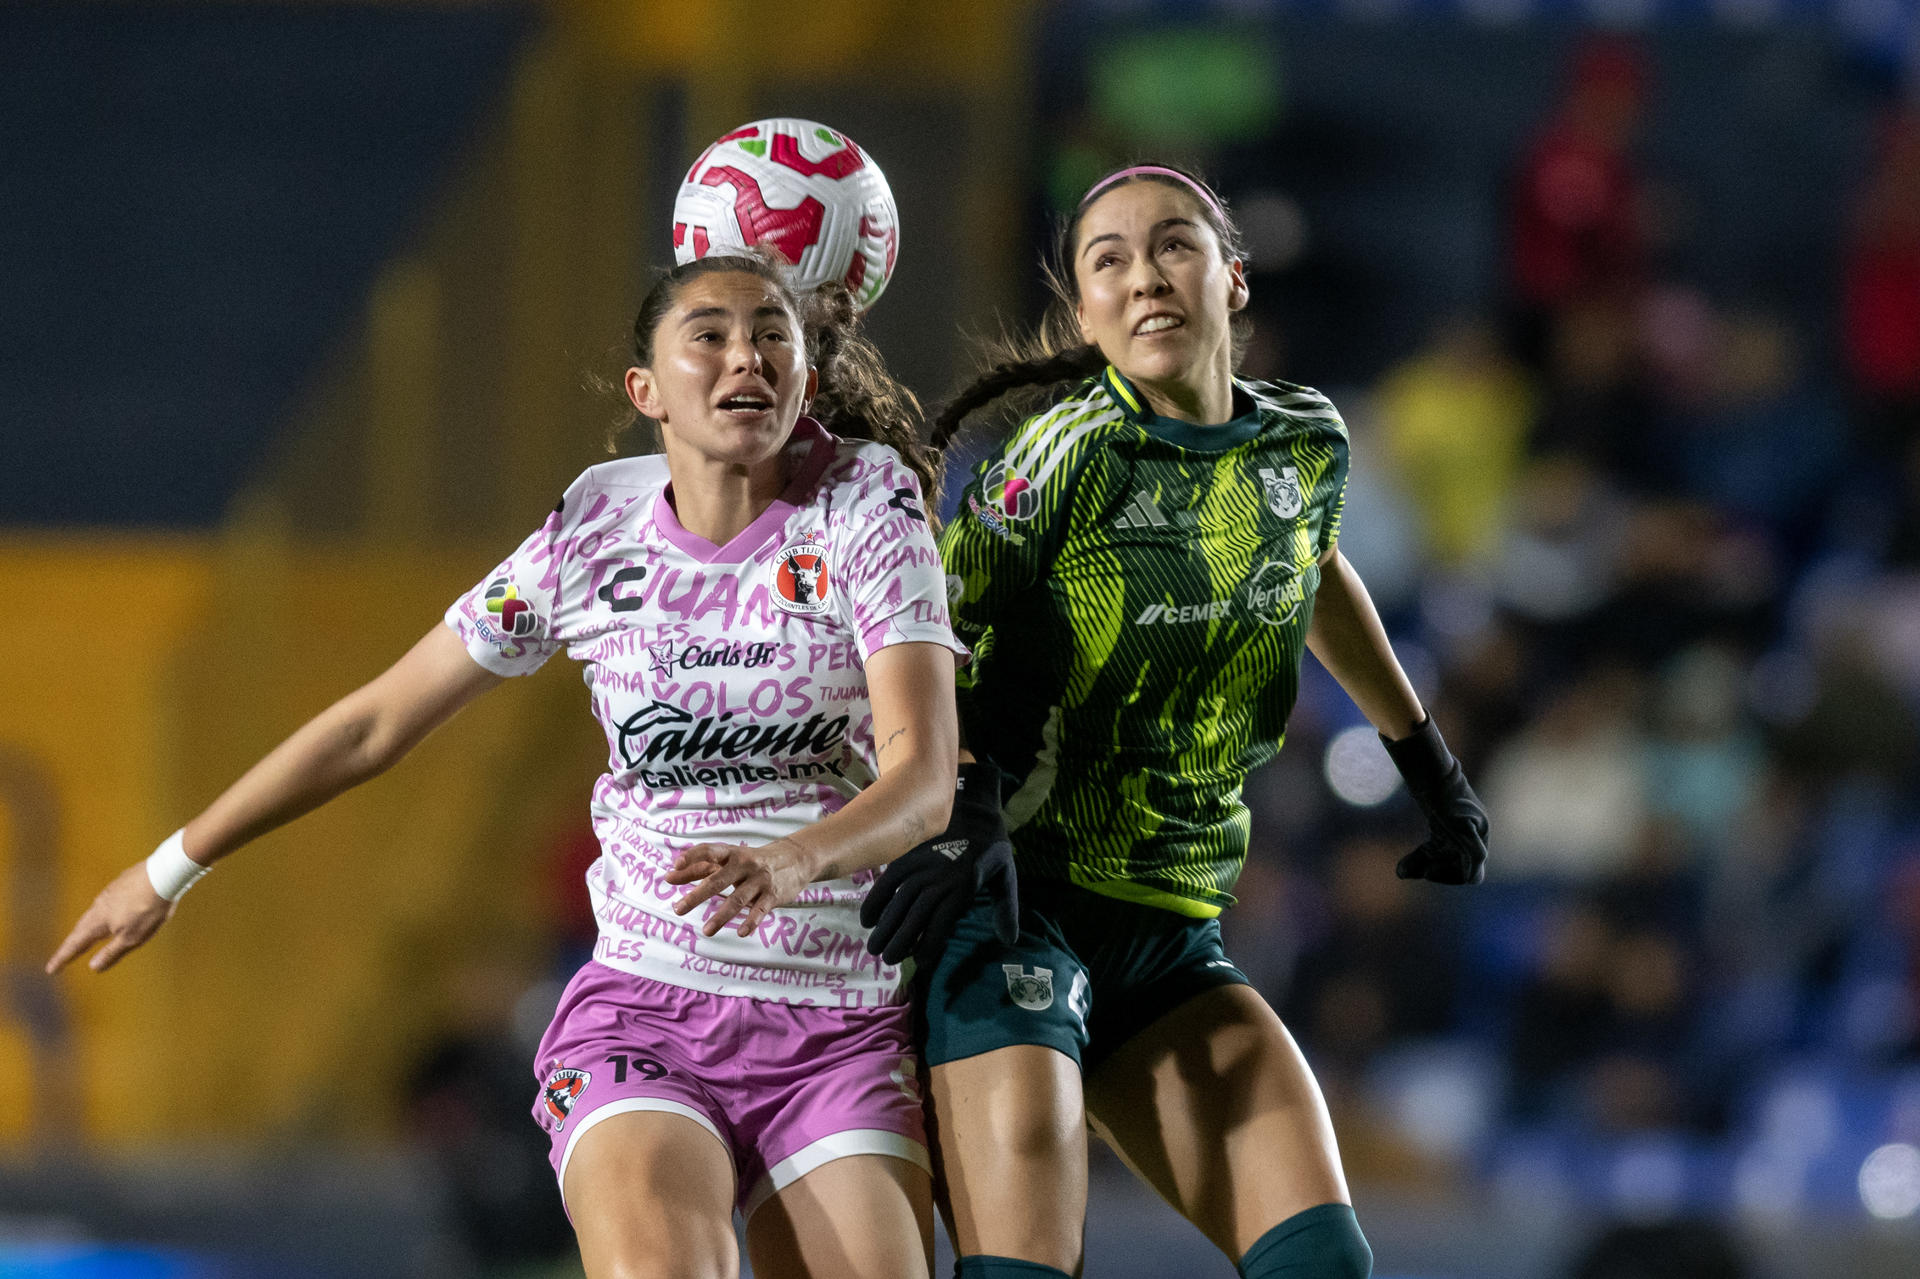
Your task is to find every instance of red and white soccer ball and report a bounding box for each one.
[672,118,900,311]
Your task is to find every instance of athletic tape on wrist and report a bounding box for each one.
[145,829,211,901]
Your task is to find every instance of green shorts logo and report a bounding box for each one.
[1003,964,1054,1011]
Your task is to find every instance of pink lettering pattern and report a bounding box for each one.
[446,422,967,1006]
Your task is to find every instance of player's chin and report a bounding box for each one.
[695,411,798,462]
[1117,344,1199,386]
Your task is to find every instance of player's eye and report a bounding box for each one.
[1094,253,1120,271]
[757,328,790,343]
[1160,237,1193,255]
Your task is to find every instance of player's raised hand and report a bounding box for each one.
[861,761,1020,968]
[46,862,177,974]
[1381,716,1489,886]
[668,837,817,938]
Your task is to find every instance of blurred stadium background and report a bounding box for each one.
[7,0,1920,1275]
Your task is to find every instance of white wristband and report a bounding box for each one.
[146,829,211,902]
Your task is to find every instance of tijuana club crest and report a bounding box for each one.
[541,1065,591,1131]
[772,540,832,615]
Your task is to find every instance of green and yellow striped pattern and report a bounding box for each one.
[940,369,1349,917]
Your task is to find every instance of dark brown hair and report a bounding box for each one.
[611,252,939,507]
[930,164,1248,449]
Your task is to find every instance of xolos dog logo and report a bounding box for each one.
[541,1065,591,1131]
[772,540,832,615]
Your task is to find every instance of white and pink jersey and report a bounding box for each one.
[446,420,965,1009]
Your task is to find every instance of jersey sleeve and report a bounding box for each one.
[936,407,1094,652]
[445,496,573,677]
[1274,383,1350,558]
[1317,414,1350,557]
[834,452,970,663]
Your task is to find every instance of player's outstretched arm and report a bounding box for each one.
[1306,547,1488,885]
[47,624,504,974]
[1303,546,1425,738]
[666,641,960,938]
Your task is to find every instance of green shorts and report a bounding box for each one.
[916,874,1250,1074]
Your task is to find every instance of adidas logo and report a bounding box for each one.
[1114,491,1170,530]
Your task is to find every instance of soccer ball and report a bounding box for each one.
[672,118,900,310]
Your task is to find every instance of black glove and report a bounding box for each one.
[861,761,1020,967]
[1381,715,1489,886]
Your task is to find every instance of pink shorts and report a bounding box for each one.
[532,961,928,1217]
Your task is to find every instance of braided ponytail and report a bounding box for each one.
[929,342,1105,449]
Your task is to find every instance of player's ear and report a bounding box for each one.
[803,365,820,410]
[1226,258,1250,314]
[1075,298,1096,346]
[626,367,663,420]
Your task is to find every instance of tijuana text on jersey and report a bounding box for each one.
[448,420,966,1006]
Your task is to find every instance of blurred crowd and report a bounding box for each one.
[400,32,1920,1273]
[1218,37,1920,1216]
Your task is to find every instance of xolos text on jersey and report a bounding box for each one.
[448,420,966,1006]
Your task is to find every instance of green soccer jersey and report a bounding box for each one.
[940,365,1350,918]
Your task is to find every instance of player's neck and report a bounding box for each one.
[664,451,788,547]
[1131,357,1235,426]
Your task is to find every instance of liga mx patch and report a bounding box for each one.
[542,1065,591,1130]
[772,540,832,616]
[483,578,542,637]
[983,459,1039,521]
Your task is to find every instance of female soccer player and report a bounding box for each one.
[48,254,977,1279]
[864,167,1490,1279]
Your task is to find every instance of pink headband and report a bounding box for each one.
[1079,165,1226,224]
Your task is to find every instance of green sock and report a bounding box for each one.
[1237,1203,1372,1278]
[957,1257,1073,1279]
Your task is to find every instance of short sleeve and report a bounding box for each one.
[445,500,569,677]
[1266,382,1350,559]
[834,455,971,663]
[1316,411,1351,558]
